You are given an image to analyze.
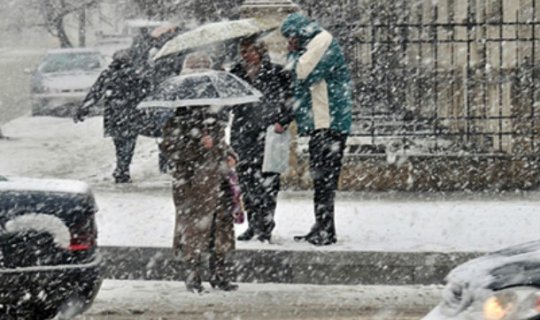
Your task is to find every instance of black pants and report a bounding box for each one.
[112,136,137,178]
[308,129,347,238]
[236,161,280,237]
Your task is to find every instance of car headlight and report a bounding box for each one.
[483,287,540,320]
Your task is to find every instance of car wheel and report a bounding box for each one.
[55,296,86,320]
[31,102,44,116]
[56,277,102,319]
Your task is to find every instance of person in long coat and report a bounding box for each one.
[229,36,293,243]
[75,49,150,183]
[159,53,238,293]
[279,12,353,246]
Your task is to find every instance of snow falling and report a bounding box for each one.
[1,0,540,319]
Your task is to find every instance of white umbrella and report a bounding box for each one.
[152,18,281,60]
[137,70,262,109]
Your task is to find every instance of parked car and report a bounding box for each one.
[29,48,107,116]
[423,241,540,320]
[0,176,103,319]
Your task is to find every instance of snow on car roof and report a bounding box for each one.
[0,177,91,195]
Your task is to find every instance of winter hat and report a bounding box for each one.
[280,12,322,45]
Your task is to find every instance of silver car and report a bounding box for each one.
[30,48,106,116]
[424,241,540,320]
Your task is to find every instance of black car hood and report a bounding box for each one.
[446,240,540,290]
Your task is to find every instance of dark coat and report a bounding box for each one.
[79,54,150,138]
[159,106,235,261]
[229,57,293,165]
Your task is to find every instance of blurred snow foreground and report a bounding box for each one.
[152,18,281,60]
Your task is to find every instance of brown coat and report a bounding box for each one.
[160,106,235,262]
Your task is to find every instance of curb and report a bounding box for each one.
[100,246,482,285]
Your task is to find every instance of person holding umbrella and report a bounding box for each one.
[156,52,261,293]
[230,36,293,243]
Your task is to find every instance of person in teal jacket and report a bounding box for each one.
[277,12,353,246]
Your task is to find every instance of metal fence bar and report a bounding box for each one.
[532,0,537,152]
[498,0,504,152]
[466,0,473,145]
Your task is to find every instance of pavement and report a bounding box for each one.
[93,186,539,286]
[74,279,441,320]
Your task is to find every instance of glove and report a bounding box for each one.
[73,108,89,123]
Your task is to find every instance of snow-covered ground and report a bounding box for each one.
[74,280,441,320]
[1,116,540,252]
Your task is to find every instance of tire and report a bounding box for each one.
[55,296,86,320]
[31,106,43,116]
[31,101,45,116]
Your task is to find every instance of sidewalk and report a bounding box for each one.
[2,116,540,284]
[75,280,441,319]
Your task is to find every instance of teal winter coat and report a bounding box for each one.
[280,13,353,136]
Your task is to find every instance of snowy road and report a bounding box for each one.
[74,280,440,320]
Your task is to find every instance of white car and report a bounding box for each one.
[424,241,540,320]
[30,48,107,116]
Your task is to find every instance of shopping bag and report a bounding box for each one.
[262,125,291,173]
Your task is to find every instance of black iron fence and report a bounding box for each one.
[298,0,540,157]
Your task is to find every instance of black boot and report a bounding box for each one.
[185,258,206,293]
[237,227,255,241]
[306,231,337,246]
[257,221,276,243]
[209,276,239,291]
[209,254,238,291]
[293,223,321,242]
[257,233,272,243]
[306,216,337,246]
[113,169,132,184]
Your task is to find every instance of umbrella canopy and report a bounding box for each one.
[152,18,281,60]
[137,70,262,109]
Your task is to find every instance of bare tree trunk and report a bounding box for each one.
[56,16,73,48]
[78,7,86,47]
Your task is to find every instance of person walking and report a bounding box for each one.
[230,36,292,243]
[278,12,353,246]
[74,49,149,183]
[160,53,239,293]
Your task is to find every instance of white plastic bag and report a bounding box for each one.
[262,125,291,173]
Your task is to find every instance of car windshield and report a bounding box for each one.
[39,52,103,73]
